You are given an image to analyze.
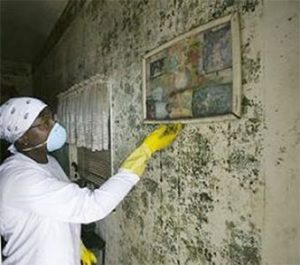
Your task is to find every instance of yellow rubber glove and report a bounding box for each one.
[120,124,182,176]
[143,124,183,154]
[80,241,97,265]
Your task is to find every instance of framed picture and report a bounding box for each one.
[143,13,241,123]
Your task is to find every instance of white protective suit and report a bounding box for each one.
[0,152,139,265]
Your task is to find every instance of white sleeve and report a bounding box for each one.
[6,169,140,224]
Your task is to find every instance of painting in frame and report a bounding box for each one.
[143,13,241,124]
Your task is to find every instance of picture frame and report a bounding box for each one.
[142,13,241,124]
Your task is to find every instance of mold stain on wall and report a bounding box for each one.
[222,220,261,265]
[32,0,271,264]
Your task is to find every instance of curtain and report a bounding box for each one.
[57,75,109,151]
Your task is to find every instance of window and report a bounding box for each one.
[57,75,112,185]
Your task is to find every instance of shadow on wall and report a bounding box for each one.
[0,80,20,104]
[0,81,20,163]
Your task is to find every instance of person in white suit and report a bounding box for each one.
[0,97,182,265]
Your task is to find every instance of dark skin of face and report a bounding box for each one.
[15,107,55,164]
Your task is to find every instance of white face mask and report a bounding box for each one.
[22,123,67,152]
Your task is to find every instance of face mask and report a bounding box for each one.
[46,122,67,152]
[22,123,67,152]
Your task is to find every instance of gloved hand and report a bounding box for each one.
[120,124,182,176]
[80,241,97,265]
[143,124,183,154]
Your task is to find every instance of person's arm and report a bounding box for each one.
[5,124,182,224]
[5,167,139,224]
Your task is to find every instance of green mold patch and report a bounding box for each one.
[182,237,216,264]
[242,53,262,84]
[143,178,159,195]
[226,148,261,193]
[179,132,213,177]
[131,245,148,265]
[185,191,214,228]
[122,198,137,219]
[141,191,148,208]
[223,221,261,265]
[227,149,258,172]
[240,0,260,14]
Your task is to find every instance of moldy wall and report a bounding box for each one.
[33,0,299,264]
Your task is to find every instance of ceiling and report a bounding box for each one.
[0,0,68,63]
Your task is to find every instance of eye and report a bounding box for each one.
[30,123,43,129]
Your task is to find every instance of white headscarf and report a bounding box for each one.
[0,97,47,144]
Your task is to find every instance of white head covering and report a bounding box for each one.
[0,97,47,144]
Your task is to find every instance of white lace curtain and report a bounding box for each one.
[57,75,109,151]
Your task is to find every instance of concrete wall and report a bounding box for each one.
[33,0,299,264]
[261,1,299,264]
